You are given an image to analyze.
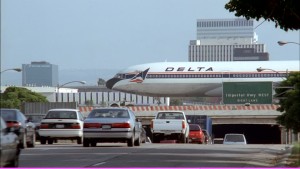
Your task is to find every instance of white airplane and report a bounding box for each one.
[106,61,299,97]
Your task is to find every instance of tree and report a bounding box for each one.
[85,100,94,106]
[170,98,183,106]
[225,0,300,31]
[275,72,300,132]
[0,86,48,109]
[97,78,106,86]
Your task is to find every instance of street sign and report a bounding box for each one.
[222,82,273,104]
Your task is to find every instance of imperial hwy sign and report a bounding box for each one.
[222,82,273,104]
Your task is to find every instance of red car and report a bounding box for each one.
[188,124,205,144]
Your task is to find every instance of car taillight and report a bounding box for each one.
[40,123,49,129]
[182,120,185,129]
[112,123,130,128]
[71,123,81,129]
[84,123,101,128]
[6,121,22,128]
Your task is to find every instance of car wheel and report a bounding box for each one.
[48,139,54,144]
[27,133,36,148]
[40,137,46,144]
[91,140,97,147]
[7,154,19,167]
[134,135,141,146]
[152,134,160,143]
[127,132,134,147]
[20,133,27,149]
[77,137,83,144]
[83,138,90,147]
[181,135,186,143]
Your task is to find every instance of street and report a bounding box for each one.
[19,142,291,167]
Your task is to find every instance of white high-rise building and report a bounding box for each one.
[189,18,269,62]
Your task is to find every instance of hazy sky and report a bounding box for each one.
[1,0,299,85]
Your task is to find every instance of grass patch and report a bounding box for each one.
[287,142,300,167]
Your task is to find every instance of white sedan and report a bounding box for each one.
[39,109,84,144]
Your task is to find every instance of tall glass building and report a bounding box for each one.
[189,18,269,61]
[22,61,58,87]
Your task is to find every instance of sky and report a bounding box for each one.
[1,0,299,85]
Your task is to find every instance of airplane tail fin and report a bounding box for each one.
[130,68,150,83]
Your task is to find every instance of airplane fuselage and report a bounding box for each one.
[106,61,299,97]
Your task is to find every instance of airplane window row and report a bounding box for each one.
[146,73,286,79]
[116,72,286,79]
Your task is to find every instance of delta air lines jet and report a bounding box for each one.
[106,61,299,97]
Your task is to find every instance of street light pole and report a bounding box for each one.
[277,41,300,46]
[56,80,86,102]
[277,40,300,64]
[256,67,294,102]
[277,40,299,144]
[256,67,288,80]
[0,68,22,74]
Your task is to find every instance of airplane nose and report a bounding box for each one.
[106,78,122,89]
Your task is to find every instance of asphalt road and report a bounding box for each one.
[19,142,291,168]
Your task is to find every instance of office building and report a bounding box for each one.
[22,61,58,87]
[189,18,269,61]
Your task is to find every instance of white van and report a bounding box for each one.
[223,133,247,145]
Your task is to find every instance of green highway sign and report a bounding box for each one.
[222,82,273,104]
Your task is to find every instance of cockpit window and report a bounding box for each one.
[114,73,136,79]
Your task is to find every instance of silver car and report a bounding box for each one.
[83,107,142,147]
[0,117,21,167]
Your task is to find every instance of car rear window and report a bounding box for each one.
[88,109,129,118]
[224,135,245,142]
[157,112,184,119]
[189,124,201,131]
[45,111,77,119]
[0,110,17,121]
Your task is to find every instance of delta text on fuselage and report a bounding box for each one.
[165,67,213,72]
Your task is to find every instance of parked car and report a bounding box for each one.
[0,108,36,148]
[83,107,142,147]
[202,129,212,144]
[188,124,205,144]
[0,117,21,167]
[223,133,247,145]
[39,109,84,144]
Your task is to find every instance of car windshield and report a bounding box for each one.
[189,124,201,131]
[0,110,17,121]
[88,109,129,118]
[45,111,77,119]
[225,135,245,142]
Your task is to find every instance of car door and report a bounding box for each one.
[0,118,16,166]
[129,110,141,140]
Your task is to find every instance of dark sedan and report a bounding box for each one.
[0,117,21,167]
[0,109,36,148]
